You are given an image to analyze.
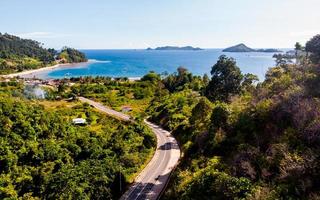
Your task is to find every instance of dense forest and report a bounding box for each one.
[152,35,320,199]
[40,34,320,199]
[0,82,155,199]
[1,33,320,199]
[0,33,86,74]
[57,47,87,63]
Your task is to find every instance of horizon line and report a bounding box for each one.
[75,47,293,50]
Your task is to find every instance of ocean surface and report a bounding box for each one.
[26,49,283,81]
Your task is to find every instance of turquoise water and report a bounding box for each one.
[29,49,279,81]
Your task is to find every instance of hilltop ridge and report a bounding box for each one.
[0,33,87,74]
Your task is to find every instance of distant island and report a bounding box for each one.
[255,48,282,53]
[223,43,282,53]
[147,46,203,51]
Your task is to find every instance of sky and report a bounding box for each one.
[0,0,320,49]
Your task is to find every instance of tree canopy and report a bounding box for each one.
[0,33,55,63]
[0,83,155,199]
[205,55,243,102]
[2,32,320,200]
[306,34,320,64]
[57,47,87,63]
[0,33,87,74]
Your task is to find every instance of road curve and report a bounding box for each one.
[78,97,132,121]
[78,97,181,200]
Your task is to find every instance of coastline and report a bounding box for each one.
[0,50,277,81]
[0,61,142,81]
[1,61,89,79]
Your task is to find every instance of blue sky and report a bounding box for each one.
[1,0,319,49]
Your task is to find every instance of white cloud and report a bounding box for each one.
[16,32,71,39]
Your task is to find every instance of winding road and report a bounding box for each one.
[78,97,180,200]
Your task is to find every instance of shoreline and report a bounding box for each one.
[0,61,142,81]
[1,62,90,78]
[0,60,92,78]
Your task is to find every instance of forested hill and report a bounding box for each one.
[58,47,88,63]
[0,82,155,199]
[0,33,87,74]
[0,33,55,63]
[223,43,282,53]
[144,35,320,199]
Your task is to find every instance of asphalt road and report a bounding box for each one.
[78,97,132,121]
[78,97,180,200]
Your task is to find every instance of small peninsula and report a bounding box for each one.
[223,43,282,53]
[0,33,87,75]
[147,46,203,51]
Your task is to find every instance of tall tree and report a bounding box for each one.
[205,55,243,102]
[190,97,212,131]
[162,67,193,92]
[295,42,303,64]
[295,42,303,51]
[203,73,209,86]
[306,34,320,64]
[273,54,292,66]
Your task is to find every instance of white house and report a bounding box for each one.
[72,118,86,125]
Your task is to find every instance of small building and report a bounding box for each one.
[72,118,86,125]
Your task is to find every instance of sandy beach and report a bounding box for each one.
[0,61,142,81]
[1,63,64,78]
[0,61,92,79]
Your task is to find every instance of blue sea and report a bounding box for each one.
[26,49,281,81]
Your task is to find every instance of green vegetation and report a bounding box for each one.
[0,33,55,74]
[47,33,320,198]
[57,47,87,63]
[223,43,281,53]
[147,35,320,199]
[162,67,206,93]
[205,55,247,102]
[306,34,320,64]
[1,32,320,199]
[54,75,160,118]
[0,33,87,74]
[0,33,55,63]
[0,82,155,199]
[54,68,206,119]
[223,43,255,52]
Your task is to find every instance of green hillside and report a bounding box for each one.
[57,47,87,63]
[1,33,320,199]
[150,35,320,199]
[0,82,155,199]
[47,35,320,199]
[0,33,87,75]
